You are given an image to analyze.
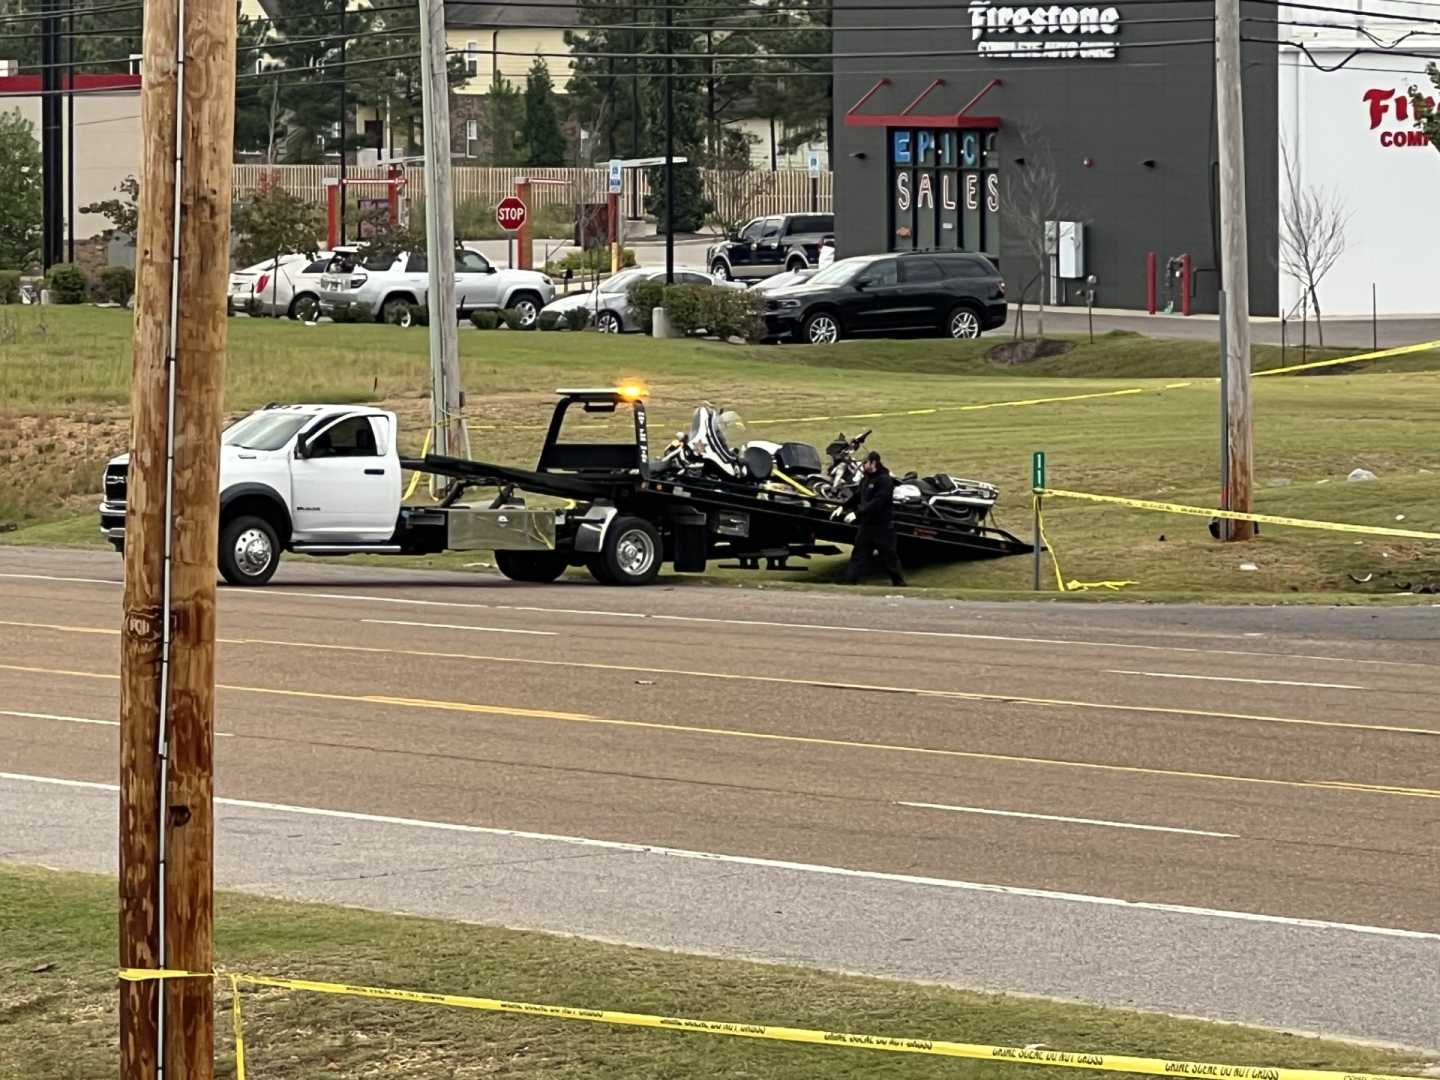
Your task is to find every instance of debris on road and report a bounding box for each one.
[1347,468,1378,482]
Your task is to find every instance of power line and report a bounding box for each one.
[0,1,139,25]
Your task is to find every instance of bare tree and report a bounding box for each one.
[999,134,1066,341]
[711,131,776,236]
[1279,142,1350,347]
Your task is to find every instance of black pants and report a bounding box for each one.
[846,534,905,585]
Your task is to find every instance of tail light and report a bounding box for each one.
[256,274,270,294]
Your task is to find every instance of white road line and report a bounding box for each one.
[0,569,1432,673]
[0,709,235,737]
[896,801,1238,838]
[1107,670,1367,691]
[362,619,557,637]
[2,769,1436,942]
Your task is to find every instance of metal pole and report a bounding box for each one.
[66,9,75,264]
[41,0,62,270]
[664,1,674,284]
[338,0,347,244]
[1215,0,1253,540]
[1372,282,1377,350]
[1217,288,1230,541]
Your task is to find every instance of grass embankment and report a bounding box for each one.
[3,866,1433,1080]
[2,306,1438,598]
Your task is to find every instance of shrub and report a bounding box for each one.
[625,278,666,335]
[544,247,637,277]
[329,301,370,324]
[0,271,20,304]
[45,263,89,304]
[470,310,501,330]
[661,284,710,336]
[93,265,134,305]
[562,306,591,331]
[404,303,430,327]
[501,307,535,331]
[710,287,766,342]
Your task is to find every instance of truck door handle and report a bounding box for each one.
[364,468,385,476]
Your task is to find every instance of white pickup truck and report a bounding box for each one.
[99,403,635,586]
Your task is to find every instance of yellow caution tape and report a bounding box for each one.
[111,968,1423,1080]
[1034,495,1136,593]
[1036,488,1440,541]
[1253,338,1440,378]
[401,426,434,501]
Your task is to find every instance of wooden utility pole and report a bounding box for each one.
[119,0,235,1070]
[416,0,465,461]
[1215,0,1253,540]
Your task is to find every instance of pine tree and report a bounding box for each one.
[523,56,568,166]
[485,69,526,166]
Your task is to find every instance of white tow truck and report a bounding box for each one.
[99,393,1028,587]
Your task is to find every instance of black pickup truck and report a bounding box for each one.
[707,213,834,282]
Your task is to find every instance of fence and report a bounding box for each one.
[231,164,834,227]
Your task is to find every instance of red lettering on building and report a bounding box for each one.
[1362,88,1435,147]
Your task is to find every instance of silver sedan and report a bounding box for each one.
[540,267,741,333]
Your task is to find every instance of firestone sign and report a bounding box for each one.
[969,0,1122,59]
[1363,88,1436,148]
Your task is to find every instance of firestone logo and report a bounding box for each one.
[1363,88,1435,148]
[969,0,1121,59]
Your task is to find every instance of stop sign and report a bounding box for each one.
[496,196,528,233]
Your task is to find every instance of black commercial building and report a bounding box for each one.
[832,1,1279,314]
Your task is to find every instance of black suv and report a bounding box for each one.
[707,213,834,282]
[762,252,1007,344]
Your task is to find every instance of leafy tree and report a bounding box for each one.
[485,69,526,166]
[231,179,326,313]
[79,175,139,237]
[0,0,141,70]
[234,10,287,159]
[0,110,42,270]
[523,56,568,167]
[1410,64,1440,153]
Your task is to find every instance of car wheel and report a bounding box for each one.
[947,304,982,340]
[289,293,320,322]
[710,259,732,281]
[596,310,623,334]
[786,256,807,274]
[218,515,280,587]
[599,516,662,586]
[509,293,542,328]
[494,550,568,583]
[803,310,841,345]
[381,295,414,326]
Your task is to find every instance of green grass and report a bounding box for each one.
[3,865,1433,1080]
[3,306,1438,598]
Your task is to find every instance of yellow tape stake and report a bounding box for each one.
[1254,337,1440,378]
[1037,488,1440,541]
[230,975,247,1080]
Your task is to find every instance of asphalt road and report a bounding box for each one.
[2,546,1437,1049]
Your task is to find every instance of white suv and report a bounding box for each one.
[319,247,554,327]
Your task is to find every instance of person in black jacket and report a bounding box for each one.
[838,451,908,586]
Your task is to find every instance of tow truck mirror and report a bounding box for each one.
[854,278,870,291]
[294,437,311,459]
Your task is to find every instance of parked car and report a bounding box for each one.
[761,251,1007,345]
[228,252,333,320]
[706,213,834,282]
[319,246,554,326]
[538,267,741,333]
[750,268,815,296]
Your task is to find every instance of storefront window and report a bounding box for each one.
[890,126,999,257]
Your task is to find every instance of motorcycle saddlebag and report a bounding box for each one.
[776,441,822,475]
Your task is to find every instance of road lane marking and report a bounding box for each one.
[1108,671,1367,691]
[3,769,1435,942]
[0,571,1434,672]
[2,662,1437,802]
[362,618,556,637]
[0,708,236,737]
[0,622,1435,739]
[896,801,1237,838]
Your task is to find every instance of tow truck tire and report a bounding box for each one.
[598,516,662,586]
[495,550,568,583]
[219,515,280,587]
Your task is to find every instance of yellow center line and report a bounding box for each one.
[1,619,1433,741]
[0,659,1436,802]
